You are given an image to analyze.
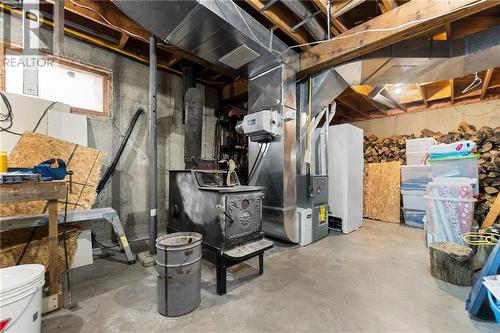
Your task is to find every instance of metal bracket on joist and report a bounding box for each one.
[260,0,279,12]
[290,10,322,32]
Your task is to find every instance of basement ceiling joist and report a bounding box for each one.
[1,0,238,86]
[335,67,500,123]
[243,0,313,46]
[299,0,500,76]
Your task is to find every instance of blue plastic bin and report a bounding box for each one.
[487,290,500,327]
[402,209,425,229]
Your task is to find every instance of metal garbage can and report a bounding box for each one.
[155,232,202,317]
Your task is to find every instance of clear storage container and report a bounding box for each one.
[401,189,426,210]
[429,155,479,195]
[424,194,476,245]
[406,137,437,153]
[401,165,432,184]
[406,151,429,165]
[402,209,425,228]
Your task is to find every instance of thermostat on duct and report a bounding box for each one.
[236,110,280,143]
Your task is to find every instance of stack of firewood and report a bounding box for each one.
[364,135,412,164]
[363,122,500,224]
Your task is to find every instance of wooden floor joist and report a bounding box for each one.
[299,0,500,76]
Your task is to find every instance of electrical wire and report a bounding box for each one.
[68,0,145,41]
[91,231,118,249]
[249,142,269,182]
[0,92,58,136]
[248,142,264,181]
[68,0,176,50]
[32,101,58,132]
[286,0,487,51]
[0,92,21,135]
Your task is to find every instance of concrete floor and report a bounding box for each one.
[43,220,498,332]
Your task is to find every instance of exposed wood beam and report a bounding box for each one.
[445,22,453,39]
[245,0,311,46]
[450,78,455,103]
[166,55,182,68]
[380,0,398,12]
[379,3,388,14]
[118,33,129,49]
[331,18,348,33]
[209,73,222,82]
[49,0,150,42]
[300,0,498,76]
[331,0,366,18]
[358,93,388,115]
[336,96,369,118]
[417,84,429,108]
[481,68,494,99]
[222,79,249,102]
[311,0,348,36]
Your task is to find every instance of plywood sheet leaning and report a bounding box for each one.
[0,132,105,216]
[0,226,78,275]
[364,161,401,223]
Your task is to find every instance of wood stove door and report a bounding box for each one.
[225,193,263,247]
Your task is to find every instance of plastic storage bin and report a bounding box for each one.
[406,151,428,165]
[406,137,437,152]
[401,165,432,189]
[402,209,425,228]
[401,189,426,210]
[429,155,479,195]
[425,194,476,245]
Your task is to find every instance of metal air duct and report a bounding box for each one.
[334,25,500,86]
[280,0,326,41]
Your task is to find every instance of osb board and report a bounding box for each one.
[0,226,78,276]
[0,132,104,216]
[364,161,401,223]
[363,166,369,217]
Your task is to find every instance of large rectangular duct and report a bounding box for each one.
[113,0,296,75]
[247,64,298,241]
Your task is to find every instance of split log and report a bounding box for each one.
[429,242,474,286]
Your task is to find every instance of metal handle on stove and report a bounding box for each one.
[216,204,234,224]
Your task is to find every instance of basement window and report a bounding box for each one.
[2,51,111,117]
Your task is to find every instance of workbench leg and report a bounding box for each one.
[48,200,59,296]
[109,216,136,264]
[216,253,226,295]
[259,253,264,276]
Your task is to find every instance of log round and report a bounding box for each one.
[429,242,474,286]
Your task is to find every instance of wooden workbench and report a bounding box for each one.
[0,180,67,311]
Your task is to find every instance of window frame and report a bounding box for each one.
[1,43,112,118]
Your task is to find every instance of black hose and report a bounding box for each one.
[96,107,145,194]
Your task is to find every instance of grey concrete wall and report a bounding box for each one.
[1,15,218,240]
[351,99,500,137]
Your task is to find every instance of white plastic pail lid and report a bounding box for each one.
[0,264,45,295]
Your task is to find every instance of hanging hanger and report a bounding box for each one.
[462,72,482,94]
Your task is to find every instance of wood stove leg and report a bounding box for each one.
[216,253,226,295]
[259,253,264,275]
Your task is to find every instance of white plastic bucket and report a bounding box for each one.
[0,264,45,333]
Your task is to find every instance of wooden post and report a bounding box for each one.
[47,199,59,295]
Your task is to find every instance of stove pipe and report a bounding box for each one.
[181,63,203,169]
